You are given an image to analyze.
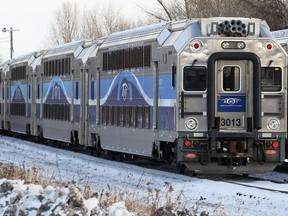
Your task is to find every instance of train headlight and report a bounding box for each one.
[185,118,198,130]
[267,118,280,131]
[221,41,246,49]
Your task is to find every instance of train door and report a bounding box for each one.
[215,60,251,132]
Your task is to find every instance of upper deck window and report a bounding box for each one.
[11,65,26,80]
[261,67,282,92]
[183,66,207,91]
[222,66,240,92]
[102,45,151,71]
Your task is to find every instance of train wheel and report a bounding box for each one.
[115,153,124,162]
[91,147,102,158]
[177,163,186,174]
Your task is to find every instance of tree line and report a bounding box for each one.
[47,0,288,46]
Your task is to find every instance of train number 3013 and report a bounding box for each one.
[220,118,241,127]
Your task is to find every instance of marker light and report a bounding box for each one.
[184,140,192,148]
[264,42,274,52]
[272,141,280,149]
[266,43,273,50]
[189,40,203,52]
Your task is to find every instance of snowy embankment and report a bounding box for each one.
[0,135,288,215]
[0,179,128,216]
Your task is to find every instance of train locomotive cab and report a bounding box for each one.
[177,18,287,173]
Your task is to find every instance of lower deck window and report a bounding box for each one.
[101,105,150,129]
[261,67,282,92]
[183,66,207,91]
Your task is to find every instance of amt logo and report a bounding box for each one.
[220,98,241,105]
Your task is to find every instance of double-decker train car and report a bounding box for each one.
[0,61,9,130]
[0,17,287,174]
[272,29,288,161]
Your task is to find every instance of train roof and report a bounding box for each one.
[43,40,85,59]
[105,21,170,42]
[100,17,269,53]
[0,60,10,74]
[9,51,46,71]
[76,40,99,64]
[271,29,288,45]
[101,21,171,48]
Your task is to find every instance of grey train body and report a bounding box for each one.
[0,17,287,174]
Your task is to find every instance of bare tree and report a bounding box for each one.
[147,0,288,30]
[81,2,148,40]
[81,9,103,40]
[100,3,136,36]
[238,0,288,30]
[48,1,81,46]
[48,1,155,46]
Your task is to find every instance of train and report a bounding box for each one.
[0,17,287,174]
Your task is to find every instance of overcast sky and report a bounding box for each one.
[0,0,157,61]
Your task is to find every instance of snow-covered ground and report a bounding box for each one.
[0,135,288,215]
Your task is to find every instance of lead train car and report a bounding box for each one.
[1,17,287,174]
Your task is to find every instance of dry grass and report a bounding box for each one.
[0,163,198,215]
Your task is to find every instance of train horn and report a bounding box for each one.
[217,20,248,37]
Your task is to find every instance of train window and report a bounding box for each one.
[108,106,113,125]
[119,106,124,126]
[222,66,240,92]
[43,104,46,119]
[138,47,143,68]
[144,45,151,67]
[91,81,95,100]
[53,61,56,76]
[66,104,70,121]
[61,59,66,75]
[144,106,150,128]
[108,52,113,71]
[261,67,282,92]
[131,48,138,68]
[124,49,131,69]
[137,106,143,128]
[103,52,108,71]
[102,106,106,125]
[131,106,136,127]
[125,106,130,127]
[37,84,40,99]
[75,82,79,100]
[62,105,64,121]
[28,85,31,100]
[118,50,125,70]
[113,51,119,70]
[113,106,118,126]
[183,66,207,91]
[55,60,59,76]
[58,60,62,76]
[48,104,52,119]
[51,104,54,119]
[49,61,53,76]
[44,62,48,76]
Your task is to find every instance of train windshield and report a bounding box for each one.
[261,67,282,92]
[222,66,240,92]
[183,66,207,91]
